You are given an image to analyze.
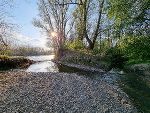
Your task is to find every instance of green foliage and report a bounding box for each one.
[92,42,101,55]
[126,59,150,66]
[108,0,132,25]
[92,48,100,55]
[91,39,112,55]
[117,36,150,61]
[108,0,150,36]
[108,0,150,25]
[110,53,128,69]
[106,47,128,69]
[105,36,150,68]
[65,39,85,50]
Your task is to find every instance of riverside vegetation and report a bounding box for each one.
[59,35,150,112]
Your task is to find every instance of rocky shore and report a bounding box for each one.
[0,71,137,113]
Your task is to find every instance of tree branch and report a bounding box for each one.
[55,3,83,5]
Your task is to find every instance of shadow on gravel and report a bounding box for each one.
[57,64,103,79]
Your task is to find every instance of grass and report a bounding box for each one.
[126,59,150,66]
[120,72,150,113]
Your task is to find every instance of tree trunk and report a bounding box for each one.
[88,43,95,50]
[90,0,104,50]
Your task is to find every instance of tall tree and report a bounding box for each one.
[73,0,105,50]
[0,0,14,52]
[33,0,75,56]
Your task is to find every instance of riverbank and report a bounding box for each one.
[0,71,137,113]
[57,50,150,87]
[125,63,150,75]
[0,55,35,70]
[1,53,149,112]
[57,50,111,71]
[119,72,150,113]
[58,50,150,75]
[57,49,150,112]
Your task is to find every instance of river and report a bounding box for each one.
[26,55,59,72]
[26,55,94,75]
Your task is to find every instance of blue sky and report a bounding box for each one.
[12,0,48,49]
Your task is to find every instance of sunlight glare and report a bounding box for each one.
[51,32,58,37]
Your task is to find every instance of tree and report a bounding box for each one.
[117,36,150,61]
[33,0,76,57]
[0,0,14,55]
[108,0,150,36]
[73,0,105,50]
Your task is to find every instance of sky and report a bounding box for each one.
[11,0,49,49]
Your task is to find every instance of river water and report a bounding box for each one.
[26,55,94,75]
[26,55,59,72]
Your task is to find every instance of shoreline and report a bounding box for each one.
[0,71,137,113]
[0,56,35,70]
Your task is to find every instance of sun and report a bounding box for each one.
[51,32,58,37]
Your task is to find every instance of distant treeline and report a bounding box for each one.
[0,46,53,56]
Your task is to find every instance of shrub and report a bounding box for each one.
[106,36,150,68]
[65,39,85,50]
[0,49,12,56]
[0,55,10,60]
[110,53,128,69]
[106,47,128,69]
[118,36,150,61]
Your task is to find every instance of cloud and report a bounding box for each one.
[12,32,30,42]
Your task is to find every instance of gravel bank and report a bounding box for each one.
[54,61,105,73]
[0,71,137,113]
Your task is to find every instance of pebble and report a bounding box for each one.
[0,71,137,113]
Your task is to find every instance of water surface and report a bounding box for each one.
[26,55,58,72]
[26,55,96,75]
[27,55,55,61]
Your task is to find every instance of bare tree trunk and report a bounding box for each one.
[88,0,104,50]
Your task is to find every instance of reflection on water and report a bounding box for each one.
[26,55,58,72]
[26,61,59,72]
[119,72,150,113]
[57,64,99,77]
[26,55,98,75]
[27,55,55,62]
